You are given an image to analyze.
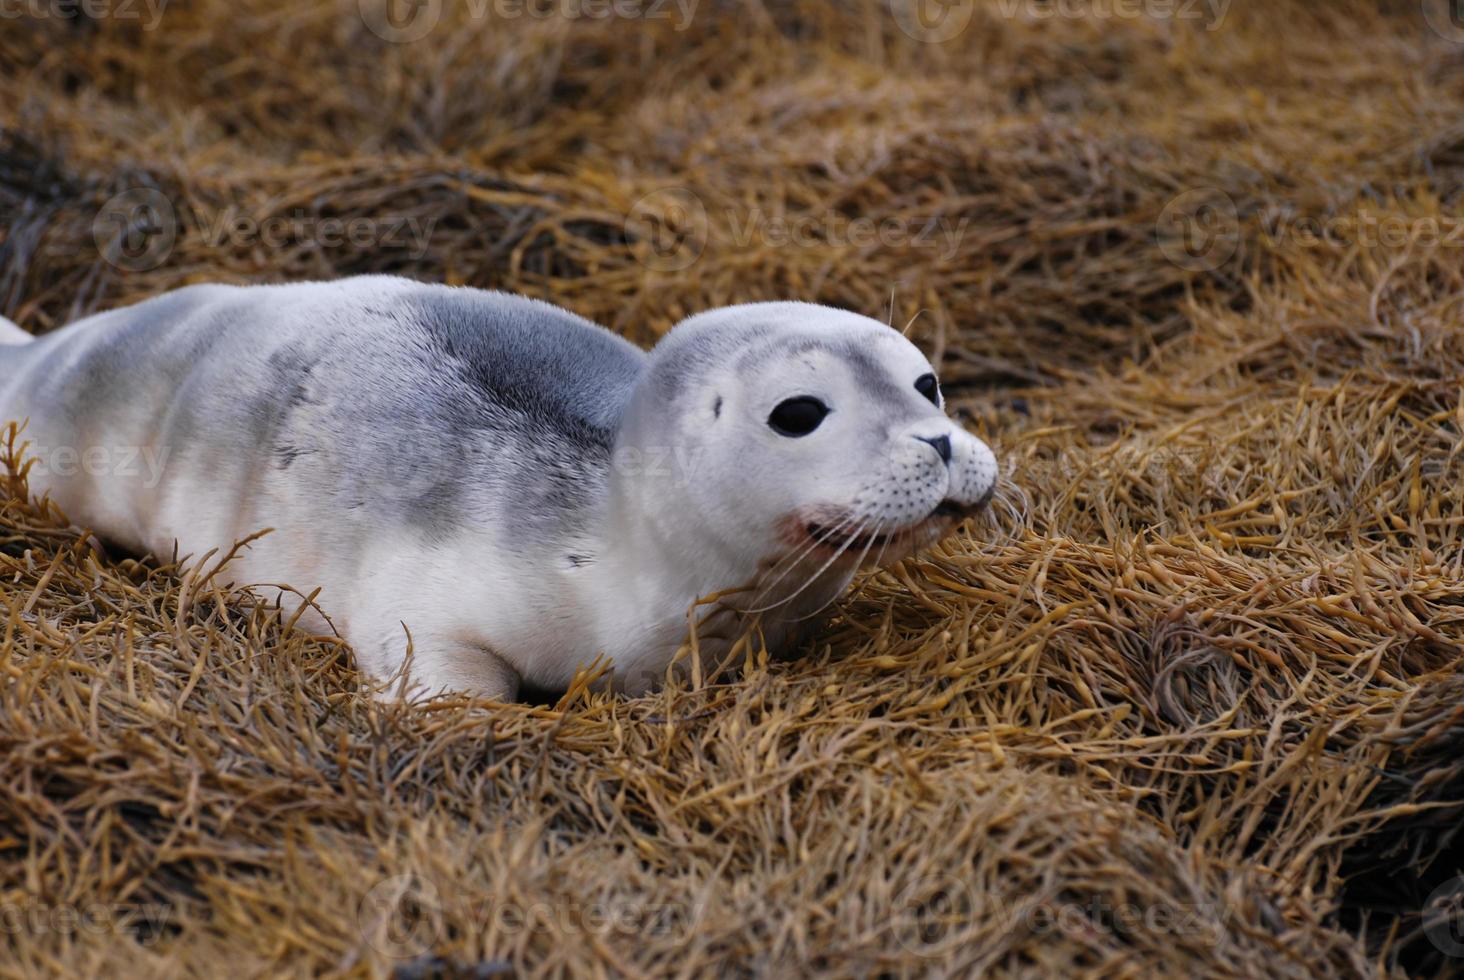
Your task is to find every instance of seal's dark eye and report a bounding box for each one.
[915,373,940,406]
[768,397,829,437]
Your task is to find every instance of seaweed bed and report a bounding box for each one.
[3,1,1464,975]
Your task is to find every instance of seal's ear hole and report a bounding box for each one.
[768,397,829,438]
[713,394,723,419]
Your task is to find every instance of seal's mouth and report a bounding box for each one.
[805,495,985,552]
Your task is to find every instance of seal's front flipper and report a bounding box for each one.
[370,640,523,704]
[451,646,522,704]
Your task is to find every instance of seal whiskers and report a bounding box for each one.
[0,278,1000,701]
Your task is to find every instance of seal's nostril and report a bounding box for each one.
[919,434,952,464]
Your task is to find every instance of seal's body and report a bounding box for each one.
[0,277,998,700]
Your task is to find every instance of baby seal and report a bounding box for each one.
[0,276,998,700]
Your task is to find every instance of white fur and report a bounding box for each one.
[0,279,999,700]
[0,316,30,345]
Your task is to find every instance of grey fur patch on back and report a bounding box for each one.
[6,278,658,553]
[256,284,651,546]
[367,288,648,543]
[403,287,644,452]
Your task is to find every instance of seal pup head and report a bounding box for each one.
[612,302,998,604]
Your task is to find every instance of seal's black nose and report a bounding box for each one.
[919,434,952,464]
